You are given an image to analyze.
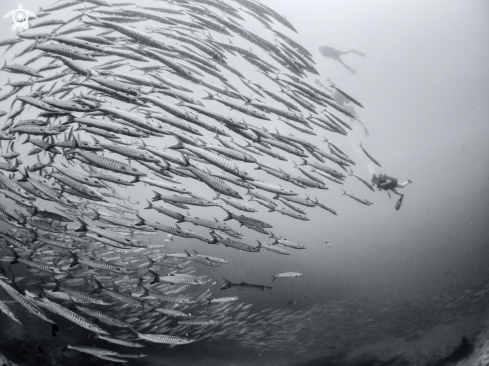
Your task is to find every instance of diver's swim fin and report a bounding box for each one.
[395,195,404,210]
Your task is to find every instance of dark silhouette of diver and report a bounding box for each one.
[372,174,413,210]
[318,45,365,75]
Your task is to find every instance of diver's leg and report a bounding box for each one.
[391,188,403,196]
[349,50,366,57]
[397,181,412,188]
[337,58,357,75]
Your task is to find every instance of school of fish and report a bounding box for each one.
[0,0,396,362]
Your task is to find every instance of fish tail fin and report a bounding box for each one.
[143,200,152,210]
[130,176,140,184]
[272,276,276,282]
[75,217,88,232]
[29,206,38,218]
[148,269,160,285]
[201,91,214,100]
[92,277,104,293]
[256,240,262,250]
[168,137,184,150]
[341,189,346,195]
[29,228,38,243]
[221,278,232,290]
[61,345,69,352]
[135,214,145,227]
[53,278,61,292]
[91,209,100,221]
[222,209,232,221]
[151,190,162,202]
[68,250,79,268]
[299,158,307,166]
[10,248,19,264]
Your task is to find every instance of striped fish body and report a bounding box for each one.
[260,244,290,255]
[182,216,232,232]
[36,44,97,61]
[277,195,316,207]
[226,210,272,228]
[301,159,345,179]
[210,172,255,189]
[175,145,243,180]
[76,305,129,327]
[148,292,196,304]
[0,278,55,324]
[206,94,270,120]
[179,318,219,326]
[220,196,257,212]
[34,297,109,333]
[101,288,147,308]
[64,344,119,356]
[0,298,22,324]
[12,125,63,135]
[50,173,106,201]
[277,198,306,214]
[56,283,113,305]
[221,278,271,292]
[75,150,146,177]
[187,166,242,199]
[81,225,143,247]
[206,145,256,163]
[274,238,306,249]
[150,72,191,91]
[89,171,135,186]
[144,201,185,221]
[249,180,297,196]
[136,331,196,344]
[27,219,64,233]
[270,207,309,220]
[16,257,65,274]
[51,163,106,188]
[0,233,29,251]
[189,256,220,267]
[154,308,191,317]
[149,113,202,135]
[94,334,145,348]
[260,138,307,157]
[70,252,134,274]
[212,233,260,252]
[142,220,197,239]
[99,143,160,163]
[138,177,188,194]
[158,275,205,286]
[36,237,76,250]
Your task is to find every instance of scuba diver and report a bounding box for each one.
[371,174,413,210]
[318,45,365,75]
